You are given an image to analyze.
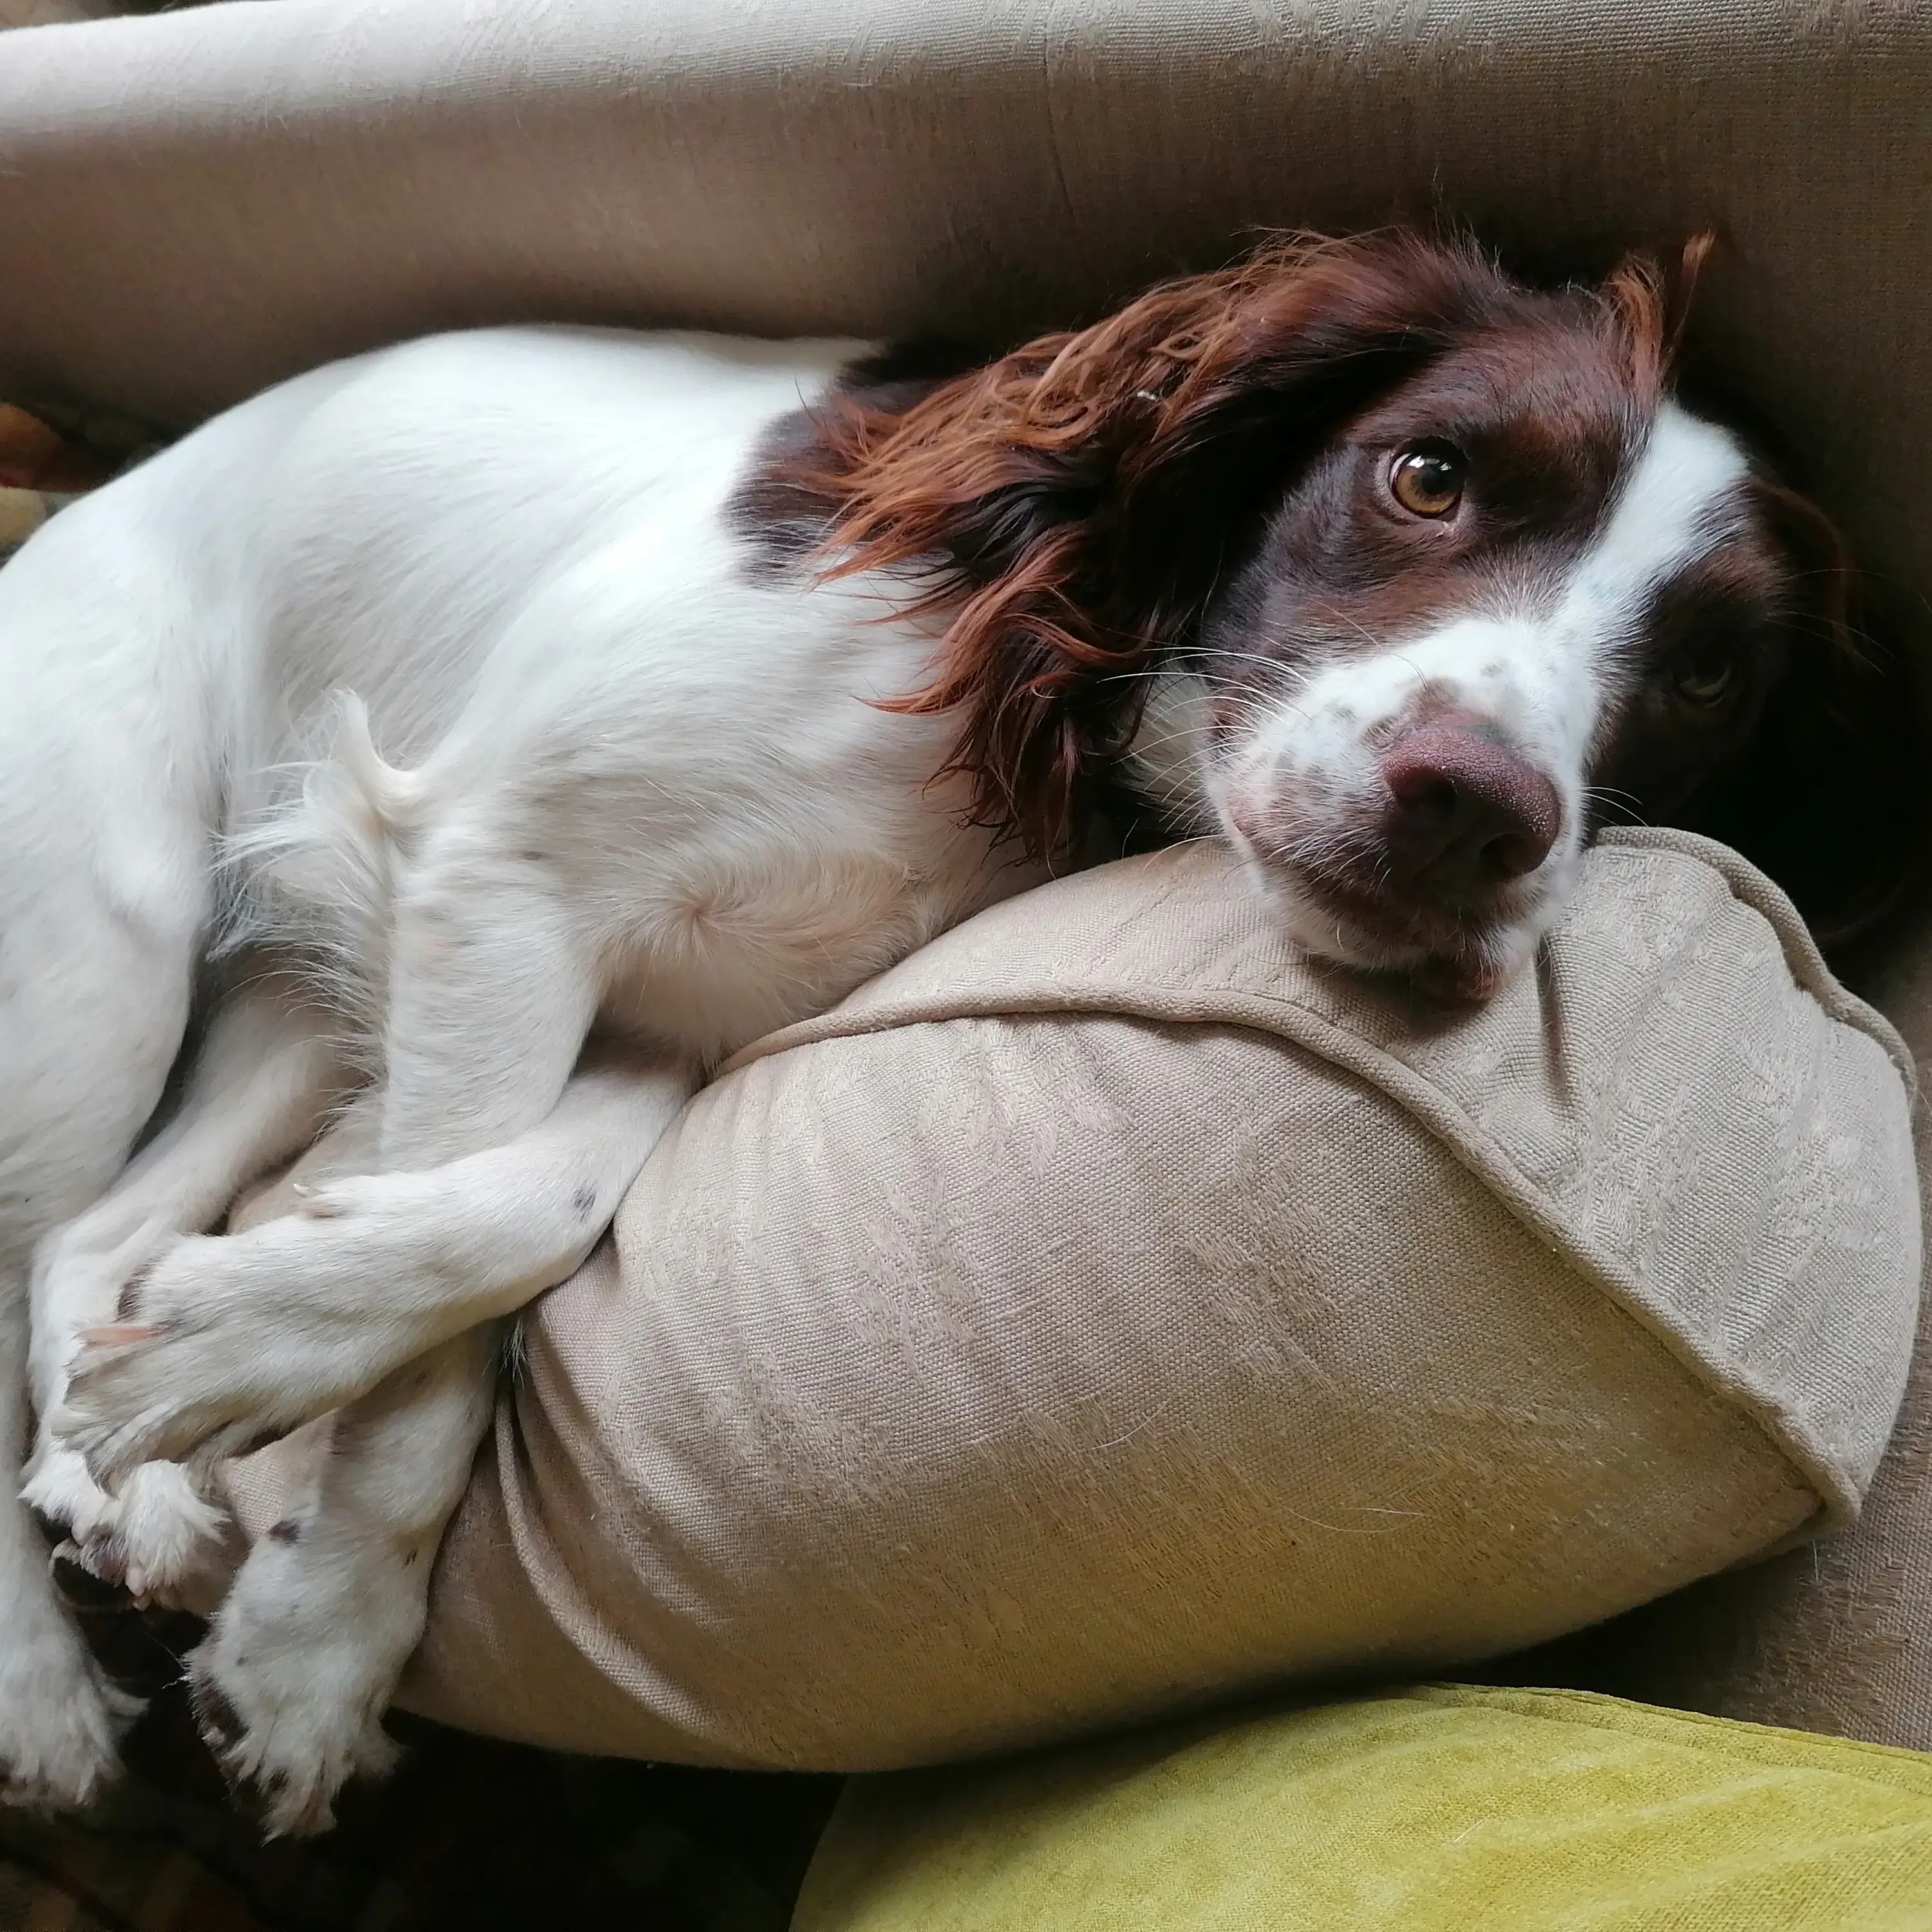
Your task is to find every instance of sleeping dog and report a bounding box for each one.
[1,232,1916,1832]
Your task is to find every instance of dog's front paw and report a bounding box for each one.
[189,1651,398,1840]
[187,1523,413,1837]
[54,1231,269,1483]
[57,1220,339,1484]
[23,1441,232,1607]
[57,1193,430,1490]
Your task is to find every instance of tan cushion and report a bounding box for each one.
[0,0,1927,638]
[1496,909,1932,1749]
[220,831,1917,1766]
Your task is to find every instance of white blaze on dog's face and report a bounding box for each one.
[1139,316,1804,999]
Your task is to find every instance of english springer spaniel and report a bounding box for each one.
[1,232,1914,1832]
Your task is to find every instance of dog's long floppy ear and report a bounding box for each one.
[784,233,1510,854]
[1693,482,1931,956]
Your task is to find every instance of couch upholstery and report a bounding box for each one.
[0,0,1927,640]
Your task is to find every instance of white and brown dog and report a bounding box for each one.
[0,232,1915,1832]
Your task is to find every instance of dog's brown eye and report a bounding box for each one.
[1389,445,1466,518]
[1669,649,1736,706]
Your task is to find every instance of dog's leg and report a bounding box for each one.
[0,1280,143,1808]
[1,805,206,1809]
[122,840,621,1834]
[26,980,350,1605]
[60,1048,691,1481]
[173,1053,691,1836]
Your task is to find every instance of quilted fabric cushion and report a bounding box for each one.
[1491,910,1932,1750]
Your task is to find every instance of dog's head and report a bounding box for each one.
[791,232,1922,997]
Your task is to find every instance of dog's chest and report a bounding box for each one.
[595,825,1036,1064]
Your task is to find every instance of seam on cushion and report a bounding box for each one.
[723,834,1915,1098]
[1144,997,1848,1530]
[728,986,1870,1524]
[1405,1684,1932,1787]
[1595,828,1918,1103]
[714,886,1917,1528]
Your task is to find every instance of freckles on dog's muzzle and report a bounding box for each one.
[1222,715,1567,995]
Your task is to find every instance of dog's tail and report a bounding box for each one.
[219,693,424,1023]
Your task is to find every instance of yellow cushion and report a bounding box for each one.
[793,1686,1932,1931]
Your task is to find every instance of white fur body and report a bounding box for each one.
[0,326,1045,1830]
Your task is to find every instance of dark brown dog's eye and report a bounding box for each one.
[1389,445,1466,518]
[1669,647,1736,706]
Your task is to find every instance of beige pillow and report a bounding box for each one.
[1491,905,1932,1749]
[223,829,1920,1769]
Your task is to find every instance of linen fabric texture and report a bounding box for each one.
[226,831,1918,1768]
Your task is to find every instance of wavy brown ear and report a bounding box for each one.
[1692,482,1931,956]
[777,232,1517,853]
[1600,230,1718,395]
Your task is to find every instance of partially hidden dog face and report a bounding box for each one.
[772,231,1918,998]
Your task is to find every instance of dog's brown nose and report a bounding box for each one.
[1380,724,1561,893]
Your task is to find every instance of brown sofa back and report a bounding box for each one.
[0,0,1926,634]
